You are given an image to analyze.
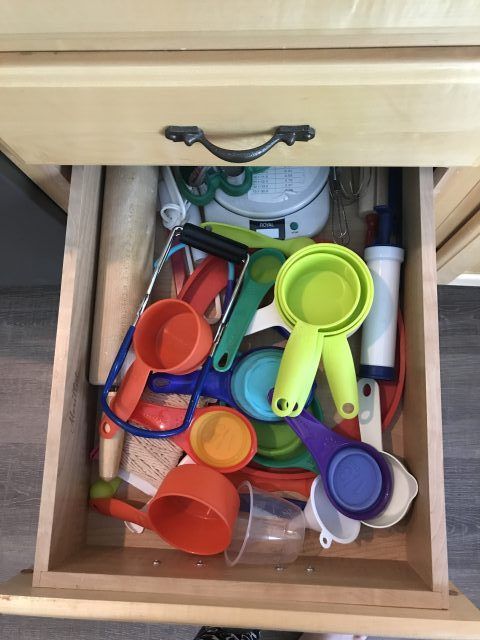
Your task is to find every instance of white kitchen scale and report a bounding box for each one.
[204,166,330,239]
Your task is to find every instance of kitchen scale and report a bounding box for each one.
[204,166,330,239]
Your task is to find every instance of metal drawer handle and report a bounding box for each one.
[164,125,315,164]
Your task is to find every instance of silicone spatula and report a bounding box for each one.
[201,222,314,256]
[213,249,285,371]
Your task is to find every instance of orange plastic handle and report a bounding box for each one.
[99,358,151,440]
[178,255,228,315]
[90,497,152,530]
[130,401,194,451]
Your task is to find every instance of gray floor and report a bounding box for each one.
[0,160,479,638]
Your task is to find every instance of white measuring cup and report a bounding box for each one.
[358,378,418,528]
[246,300,290,336]
[303,476,360,548]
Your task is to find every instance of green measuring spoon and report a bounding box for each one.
[213,249,285,372]
[201,222,314,257]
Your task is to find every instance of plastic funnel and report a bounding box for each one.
[304,476,360,548]
[357,378,418,528]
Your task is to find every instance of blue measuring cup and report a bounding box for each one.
[148,347,314,423]
[275,395,392,520]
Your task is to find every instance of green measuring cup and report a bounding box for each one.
[275,243,374,415]
[275,243,372,332]
[254,447,318,473]
[273,248,365,419]
[213,249,285,372]
[201,222,314,257]
[252,396,323,470]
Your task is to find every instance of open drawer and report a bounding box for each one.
[1,166,480,638]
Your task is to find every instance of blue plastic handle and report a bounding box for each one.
[148,368,234,406]
[374,204,393,246]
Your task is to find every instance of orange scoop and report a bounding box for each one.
[131,402,257,473]
[100,298,212,438]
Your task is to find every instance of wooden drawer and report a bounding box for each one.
[1,165,480,637]
[1,49,480,167]
[2,1,480,51]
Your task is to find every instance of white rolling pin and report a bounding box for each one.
[89,166,158,386]
[359,245,404,381]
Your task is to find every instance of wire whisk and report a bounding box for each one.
[329,168,373,245]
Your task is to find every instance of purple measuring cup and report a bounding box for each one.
[269,392,392,520]
[149,347,315,423]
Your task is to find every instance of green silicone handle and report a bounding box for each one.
[214,276,274,371]
[200,222,314,257]
[322,333,359,419]
[214,249,285,371]
[272,321,323,418]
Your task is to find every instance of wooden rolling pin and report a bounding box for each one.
[90,166,158,385]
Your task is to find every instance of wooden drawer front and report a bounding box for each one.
[1,166,479,638]
[2,1,480,51]
[1,50,480,166]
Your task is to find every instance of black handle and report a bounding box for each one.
[164,125,315,164]
[180,223,248,264]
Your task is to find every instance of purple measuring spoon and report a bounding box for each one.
[269,392,392,520]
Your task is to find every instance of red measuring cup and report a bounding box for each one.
[229,466,315,498]
[91,465,240,555]
[178,255,229,316]
[99,298,212,479]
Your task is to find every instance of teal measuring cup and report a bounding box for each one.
[213,249,285,372]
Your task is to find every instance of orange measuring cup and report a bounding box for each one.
[131,402,257,473]
[91,465,240,555]
[99,298,212,479]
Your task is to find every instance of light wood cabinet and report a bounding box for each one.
[2,1,480,51]
[1,49,480,167]
[1,6,480,635]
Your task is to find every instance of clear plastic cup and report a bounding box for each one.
[224,481,305,566]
